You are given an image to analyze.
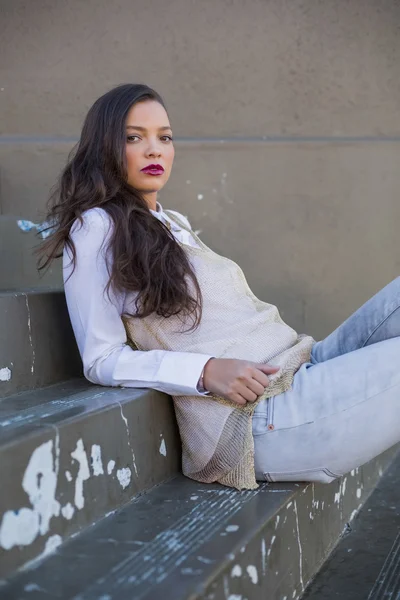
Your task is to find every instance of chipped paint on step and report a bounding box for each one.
[91,444,104,476]
[159,438,167,457]
[71,439,90,509]
[246,565,258,584]
[107,460,116,475]
[116,467,132,489]
[0,367,11,381]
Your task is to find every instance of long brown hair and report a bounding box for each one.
[38,84,202,330]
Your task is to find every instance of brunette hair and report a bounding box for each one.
[38,84,202,330]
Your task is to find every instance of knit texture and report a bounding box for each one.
[123,211,314,489]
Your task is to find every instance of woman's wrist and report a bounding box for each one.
[197,357,215,394]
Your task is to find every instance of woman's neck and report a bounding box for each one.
[143,191,158,212]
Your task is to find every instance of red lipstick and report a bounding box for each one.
[141,164,164,176]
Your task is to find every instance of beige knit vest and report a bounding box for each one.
[123,211,315,490]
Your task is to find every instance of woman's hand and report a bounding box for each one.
[202,358,280,406]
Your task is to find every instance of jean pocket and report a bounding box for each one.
[263,467,340,484]
[252,396,276,436]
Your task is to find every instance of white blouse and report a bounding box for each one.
[63,202,213,396]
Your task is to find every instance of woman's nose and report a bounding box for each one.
[145,141,162,158]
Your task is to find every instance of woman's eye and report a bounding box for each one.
[127,135,141,143]
[161,135,173,142]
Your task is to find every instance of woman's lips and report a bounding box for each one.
[141,165,164,176]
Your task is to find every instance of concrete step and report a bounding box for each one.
[302,447,400,600]
[0,291,80,398]
[1,449,399,600]
[0,216,62,291]
[0,379,180,578]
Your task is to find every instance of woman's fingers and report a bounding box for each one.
[231,393,247,406]
[256,364,280,375]
[236,383,258,403]
[249,379,267,397]
[251,370,270,389]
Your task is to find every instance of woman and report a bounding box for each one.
[40,84,400,490]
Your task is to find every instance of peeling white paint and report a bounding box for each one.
[261,538,266,575]
[65,470,73,482]
[246,565,258,584]
[225,525,239,532]
[0,438,60,550]
[197,556,213,565]
[107,460,116,475]
[223,574,230,598]
[293,500,304,592]
[181,567,203,575]
[275,515,280,529]
[61,503,75,520]
[286,502,293,509]
[0,367,11,381]
[197,194,204,200]
[17,219,53,239]
[119,404,138,477]
[231,564,242,577]
[24,583,45,592]
[25,295,36,375]
[71,439,90,509]
[43,534,62,555]
[159,438,167,457]
[0,509,39,550]
[190,495,199,501]
[91,444,104,476]
[356,488,362,499]
[116,467,132,489]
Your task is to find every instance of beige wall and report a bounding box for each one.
[1,0,400,338]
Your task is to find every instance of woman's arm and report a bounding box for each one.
[63,208,213,396]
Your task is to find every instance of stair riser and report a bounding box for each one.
[200,447,398,600]
[1,447,398,599]
[0,218,62,290]
[0,389,180,578]
[0,292,81,398]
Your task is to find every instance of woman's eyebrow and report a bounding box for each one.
[126,125,172,131]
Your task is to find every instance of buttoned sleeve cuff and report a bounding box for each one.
[109,347,214,397]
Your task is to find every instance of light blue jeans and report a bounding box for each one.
[253,277,400,483]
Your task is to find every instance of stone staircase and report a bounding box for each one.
[0,290,398,599]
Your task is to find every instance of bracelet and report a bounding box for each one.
[197,357,215,394]
[198,367,207,392]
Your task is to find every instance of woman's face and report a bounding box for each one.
[125,100,175,206]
